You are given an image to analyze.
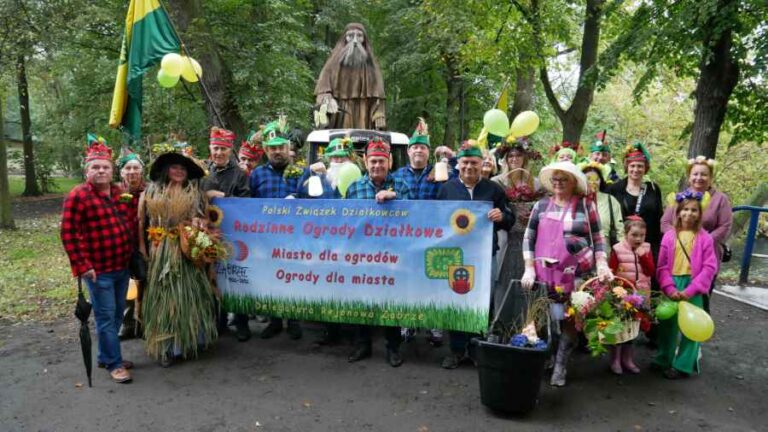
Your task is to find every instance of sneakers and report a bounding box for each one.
[110,367,132,383]
[98,360,134,370]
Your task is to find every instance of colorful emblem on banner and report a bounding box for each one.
[448,265,475,294]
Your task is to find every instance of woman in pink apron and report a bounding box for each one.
[521,161,614,386]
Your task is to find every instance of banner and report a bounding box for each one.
[215,198,493,333]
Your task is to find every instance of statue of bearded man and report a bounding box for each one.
[314,23,386,130]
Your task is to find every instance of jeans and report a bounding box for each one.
[85,269,130,371]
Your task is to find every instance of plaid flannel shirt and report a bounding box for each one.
[345,174,411,200]
[392,164,452,200]
[60,183,133,277]
[249,163,311,198]
[522,196,605,275]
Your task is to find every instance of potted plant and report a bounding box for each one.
[472,284,551,414]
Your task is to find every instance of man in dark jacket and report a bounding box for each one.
[436,141,514,369]
[200,127,252,341]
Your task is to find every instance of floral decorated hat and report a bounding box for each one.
[149,142,206,181]
[84,133,112,164]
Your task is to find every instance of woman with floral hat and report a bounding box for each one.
[138,145,219,367]
[607,142,663,260]
[660,156,732,312]
[492,137,544,326]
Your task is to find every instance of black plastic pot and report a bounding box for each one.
[471,337,549,414]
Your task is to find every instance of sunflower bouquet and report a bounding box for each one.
[179,223,229,266]
[567,276,652,356]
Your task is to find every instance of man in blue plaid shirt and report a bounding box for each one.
[392,118,452,346]
[249,133,310,340]
[345,137,410,367]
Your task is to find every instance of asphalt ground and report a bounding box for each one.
[0,294,765,432]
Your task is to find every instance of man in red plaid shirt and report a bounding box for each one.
[61,135,134,384]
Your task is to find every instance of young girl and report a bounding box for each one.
[608,215,655,374]
[653,192,718,379]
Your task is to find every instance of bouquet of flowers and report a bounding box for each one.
[179,223,229,266]
[567,276,652,356]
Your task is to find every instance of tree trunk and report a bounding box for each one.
[540,0,604,145]
[16,55,40,197]
[510,65,535,119]
[0,91,16,229]
[458,79,468,142]
[164,0,246,137]
[442,54,461,148]
[687,0,739,160]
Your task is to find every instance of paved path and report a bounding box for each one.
[1,296,765,432]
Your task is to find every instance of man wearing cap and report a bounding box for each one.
[393,118,452,346]
[345,137,411,367]
[436,141,515,369]
[310,137,356,193]
[589,134,619,183]
[238,131,265,176]
[61,134,134,383]
[249,125,313,340]
[200,126,253,341]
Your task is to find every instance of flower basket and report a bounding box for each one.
[599,319,640,344]
[570,276,650,356]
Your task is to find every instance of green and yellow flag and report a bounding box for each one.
[109,0,180,142]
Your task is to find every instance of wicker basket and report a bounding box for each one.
[578,276,640,345]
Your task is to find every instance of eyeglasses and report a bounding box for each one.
[551,176,571,183]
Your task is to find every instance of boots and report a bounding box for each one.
[621,344,640,374]
[609,345,623,375]
[550,333,574,387]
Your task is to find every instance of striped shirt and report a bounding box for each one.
[523,196,605,274]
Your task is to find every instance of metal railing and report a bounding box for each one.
[732,206,768,284]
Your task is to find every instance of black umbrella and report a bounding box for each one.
[74,277,93,387]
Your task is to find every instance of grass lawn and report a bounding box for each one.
[8,176,80,197]
[0,215,74,322]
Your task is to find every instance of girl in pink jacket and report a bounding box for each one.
[653,192,718,379]
[608,216,655,374]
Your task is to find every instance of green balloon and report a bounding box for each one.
[157,69,179,88]
[483,109,509,136]
[337,163,362,197]
[655,301,678,320]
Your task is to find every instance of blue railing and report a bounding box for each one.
[733,206,768,285]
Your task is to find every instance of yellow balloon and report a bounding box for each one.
[509,111,540,137]
[160,53,183,77]
[180,57,203,82]
[677,301,714,342]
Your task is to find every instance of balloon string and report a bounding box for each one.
[157,0,226,129]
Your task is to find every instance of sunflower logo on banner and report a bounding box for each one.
[448,265,475,295]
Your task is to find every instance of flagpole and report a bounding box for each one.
[157,0,226,129]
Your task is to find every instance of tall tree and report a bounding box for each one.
[164,0,246,136]
[16,54,40,196]
[0,88,16,229]
[600,0,767,159]
[538,0,606,144]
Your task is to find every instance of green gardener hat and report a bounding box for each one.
[408,117,430,147]
[326,137,352,157]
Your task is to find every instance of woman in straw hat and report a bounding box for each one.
[521,161,614,386]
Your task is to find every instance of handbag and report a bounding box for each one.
[721,243,732,263]
[128,249,147,281]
